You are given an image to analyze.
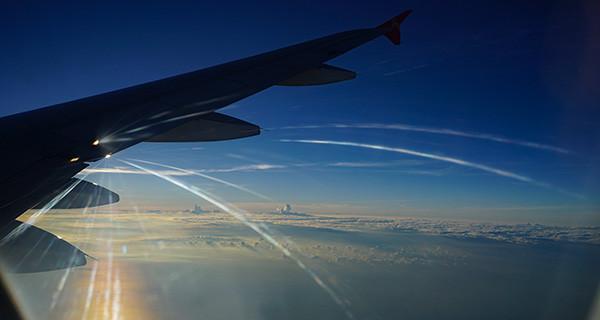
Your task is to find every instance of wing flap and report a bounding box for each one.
[148,112,260,142]
[278,64,356,86]
[32,178,119,210]
[0,221,87,273]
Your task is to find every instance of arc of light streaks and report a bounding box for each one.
[117,93,243,138]
[0,172,89,245]
[82,163,285,175]
[81,261,99,320]
[50,256,74,310]
[46,173,103,315]
[117,159,355,320]
[280,139,583,199]
[274,123,571,155]
[128,158,273,201]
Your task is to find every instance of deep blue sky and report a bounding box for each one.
[1,0,598,225]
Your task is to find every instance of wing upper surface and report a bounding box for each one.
[0,10,412,226]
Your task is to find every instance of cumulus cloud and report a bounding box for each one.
[118,159,353,316]
[272,204,308,216]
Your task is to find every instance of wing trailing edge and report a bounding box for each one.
[278,64,356,86]
[148,112,260,142]
[32,178,119,210]
[0,221,87,273]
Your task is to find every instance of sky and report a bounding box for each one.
[1,3,600,319]
[0,0,599,225]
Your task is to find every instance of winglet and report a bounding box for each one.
[377,10,412,45]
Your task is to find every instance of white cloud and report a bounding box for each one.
[82,167,191,176]
[82,163,286,176]
[199,164,286,173]
[272,204,307,216]
[329,162,396,168]
[275,123,571,154]
[280,139,582,198]
[117,159,352,316]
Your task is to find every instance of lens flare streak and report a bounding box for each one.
[81,261,99,320]
[128,158,273,201]
[117,159,355,320]
[1,176,87,245]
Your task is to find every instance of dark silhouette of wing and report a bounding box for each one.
[0,9,412,247]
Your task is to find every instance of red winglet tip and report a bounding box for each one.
[377,10,412,45]
[395,10,413,24]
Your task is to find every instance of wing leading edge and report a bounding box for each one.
[0,11,413,274]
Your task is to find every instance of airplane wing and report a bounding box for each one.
[0,11,412,272]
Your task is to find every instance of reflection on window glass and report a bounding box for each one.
[0,1,599,320]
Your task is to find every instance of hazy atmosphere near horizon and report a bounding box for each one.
[1,0,599,319]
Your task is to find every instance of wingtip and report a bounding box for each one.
[393,9,413,24]
[377,9,413,45]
